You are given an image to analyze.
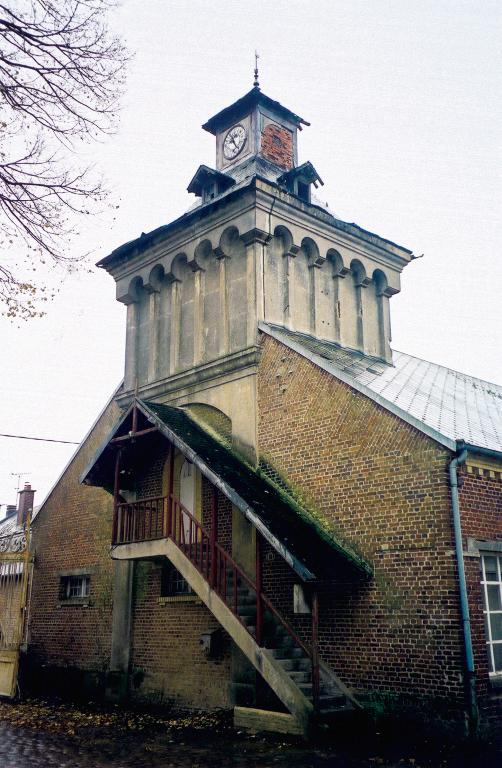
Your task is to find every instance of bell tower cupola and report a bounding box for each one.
[202,82,309,177]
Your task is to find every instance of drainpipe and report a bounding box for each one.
[449,447,478,736]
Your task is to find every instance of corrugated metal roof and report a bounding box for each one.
[261,324,502,455]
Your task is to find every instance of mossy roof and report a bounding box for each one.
[142,400,372,580]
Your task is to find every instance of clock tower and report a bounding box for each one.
[202,82,307,176]
[99,79,413,463]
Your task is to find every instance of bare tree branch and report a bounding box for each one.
[0,0,128,318]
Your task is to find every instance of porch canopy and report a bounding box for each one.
[81,399,372,582]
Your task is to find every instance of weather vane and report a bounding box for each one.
[254,50,260,89]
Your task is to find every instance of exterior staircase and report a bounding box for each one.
[227,576,355,723]
[111,493,358,735]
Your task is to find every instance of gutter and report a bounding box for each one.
[449,447,478,736]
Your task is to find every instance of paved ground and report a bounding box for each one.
[0,699,501,768]
[1,720,502,768]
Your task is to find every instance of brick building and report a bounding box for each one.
[27,80,502,737]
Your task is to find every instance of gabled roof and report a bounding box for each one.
[202,87,310,135]
[187,165,235,197]
[81,399,372,580]
[261,323,502,456]
[278,161,324,189]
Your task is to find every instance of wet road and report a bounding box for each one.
[1,720,501,768]
[0,722,354,768]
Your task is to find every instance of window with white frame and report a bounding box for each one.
[481,553,502,675]
[60,574,90,601]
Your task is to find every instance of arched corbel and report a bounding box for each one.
[212,245,226,260]
[189,238,213,271]
[327,249,350,278]
[284,243,300,259]
[350,259,371,287]
[167,252,188,283]
[302,237,325,268]
[118,275,144,305]
[219,225,242,253]
[144,264,165,294]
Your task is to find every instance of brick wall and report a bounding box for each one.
[129,470,234,710]
[257,333,465,713]
[261,123,293,169]
[459,470,502,724]
[129,561,231,710]
[29,395,121,675]
[134,434,166,499]
[201,477,232,552]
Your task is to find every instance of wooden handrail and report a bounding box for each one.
[116,494,166,508]
[113,491,319,710]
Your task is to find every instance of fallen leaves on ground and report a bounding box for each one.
[0,698,230,739]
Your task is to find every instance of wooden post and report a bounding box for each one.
[210,485,218,589]
[131,402,138,435]
[166,444,174,538]
[112,449,121,544]
[256,532,263,646]
[311,588,320,712]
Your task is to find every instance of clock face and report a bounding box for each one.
[223,124,247,160]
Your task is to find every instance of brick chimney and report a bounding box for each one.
[17,483,35,526]
[5,504,17,518]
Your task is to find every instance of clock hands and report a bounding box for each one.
[223,125,246,159]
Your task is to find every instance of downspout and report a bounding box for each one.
[449,448,478,735]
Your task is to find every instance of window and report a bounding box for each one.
[296,180,310,203]
[160,563,192,597]
[481,553,502,675]
[60,574,90,601]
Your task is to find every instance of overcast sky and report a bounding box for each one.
[1,0,501,513]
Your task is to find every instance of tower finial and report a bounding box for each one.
[253,50,260,89]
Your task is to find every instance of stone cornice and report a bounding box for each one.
[116,346,262,408]
[240,227,271,246]
[254,181,412,271]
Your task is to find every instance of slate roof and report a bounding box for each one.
[261,323,502,455]
[143,401,372,579]
[202,87,310,135]
[81,398,372,580]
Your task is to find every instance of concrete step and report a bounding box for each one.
[274,657,310,672]
[287,670,311,684]
[318,703,355,717]
[319,694,347,710]
[274,633,295,649]
[236,595,257,607]
[270,647,306,660]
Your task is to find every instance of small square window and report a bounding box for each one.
[296,181,310,202]
[160,564,192,597]
[60,575,90,601]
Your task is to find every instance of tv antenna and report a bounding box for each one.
[10,472,30,494]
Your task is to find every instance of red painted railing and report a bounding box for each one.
[115,496,165,544]
[113,493,320,709]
